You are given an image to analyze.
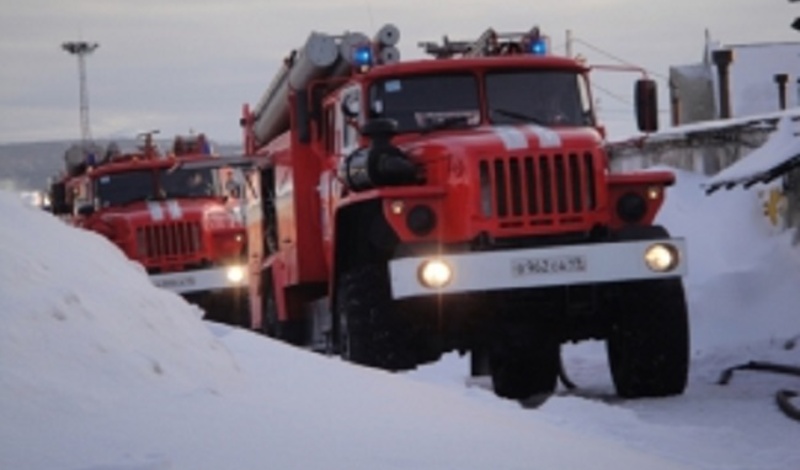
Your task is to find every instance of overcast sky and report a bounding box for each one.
[1,0,797,145]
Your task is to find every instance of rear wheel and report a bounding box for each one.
[261,272,305,345]
[193,290,250,328]
[336,264,418,371]
[489,321,560,400]
[606,278,689,398]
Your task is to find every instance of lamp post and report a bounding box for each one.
[61,41,99,151]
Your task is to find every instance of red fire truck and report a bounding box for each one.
[239,25,690,400]
[49,132,252,325]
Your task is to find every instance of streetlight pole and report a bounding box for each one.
[61,41,99,152]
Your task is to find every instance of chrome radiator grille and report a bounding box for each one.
[135,222,203,263]
[479,152,598,227]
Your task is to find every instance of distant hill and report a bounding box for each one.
[0,139,242,192]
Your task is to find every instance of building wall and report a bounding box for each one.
[669,41,800,125]
[728,43,800,116]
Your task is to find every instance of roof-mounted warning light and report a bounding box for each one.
[342,24,401,73]
[419,26,549,58]
[522,27,548,55]
[352,44,374,67]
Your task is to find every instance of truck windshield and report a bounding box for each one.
[95,171,157,207]
[369,73,480,133]
[486,70,592,127]
[94,167,220,207]
[161,167,218,198]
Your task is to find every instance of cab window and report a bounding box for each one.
[368,73,479,133]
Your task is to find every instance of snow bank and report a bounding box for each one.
[0,190,241,401]
[656,168,800,353]
[0,191,691,469]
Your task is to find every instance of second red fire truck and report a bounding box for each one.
[49,132,252,325]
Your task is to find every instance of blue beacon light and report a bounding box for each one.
[529,38,547,55]
[353,45,374,66]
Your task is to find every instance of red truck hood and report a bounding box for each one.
[98,198,224,225]
[397,124,604,155]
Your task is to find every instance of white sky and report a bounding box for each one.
[1,0,798,144]
[2,125,800,469]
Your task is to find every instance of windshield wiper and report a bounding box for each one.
[490,108,547,126]
[116,193,161,206]
[420,115,472,134]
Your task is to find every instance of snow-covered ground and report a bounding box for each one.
[2,158,799,468]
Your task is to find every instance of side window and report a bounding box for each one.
[245,170,260,201]
[577,74,595,125]
[75,180,93,213]
[339,86,362,154]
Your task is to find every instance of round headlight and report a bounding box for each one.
[644,243,679,272]
[616,192,647,223]
[226,266,246,283]
[406,205,436,236]
[418,259,453,289]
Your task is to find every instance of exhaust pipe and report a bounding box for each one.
[712,49,734,119]
[774,73,788,110]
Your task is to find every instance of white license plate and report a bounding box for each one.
[511,254,587,277]
[153,275,197,290]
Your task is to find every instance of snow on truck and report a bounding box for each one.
[48,132,252,325]
[238,24,690,400]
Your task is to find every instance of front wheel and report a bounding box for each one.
[261,272,305,345]
[606,278,690,398]
[489,321,560,400]
[335,264,418,371]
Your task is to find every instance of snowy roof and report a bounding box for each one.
[706,112,800,192]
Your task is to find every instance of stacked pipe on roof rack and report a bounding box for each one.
[250,24,401,148]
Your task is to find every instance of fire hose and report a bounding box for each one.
[717,360,800,422]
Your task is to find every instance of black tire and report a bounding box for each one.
[261,273,305,345]
[194,290,250,328]
[489,322,560,400]
[606,278,689,398]
[261,272,279,337]
[229,289,251,328]
[470,347,490,377]
[335,264,418,371]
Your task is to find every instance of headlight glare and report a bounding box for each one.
[418,259,453,289]
[644,243,679,272]
[226,266,246,283]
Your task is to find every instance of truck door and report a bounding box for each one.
[242,167,264,329]
[321,85,362,269]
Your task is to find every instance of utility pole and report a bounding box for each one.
[61,40,99,151]
[565,29,573,58]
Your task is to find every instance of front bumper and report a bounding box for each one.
[150,265,247,294]
[389,238,687,299]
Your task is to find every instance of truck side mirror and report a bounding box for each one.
[340,94,360,118]
[77,204,95,217]
[49,181,72,215]
[634,79,659,133]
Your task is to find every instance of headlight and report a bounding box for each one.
[644,243,680,272]
[226,266,246,283]
[418,259,453,288]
